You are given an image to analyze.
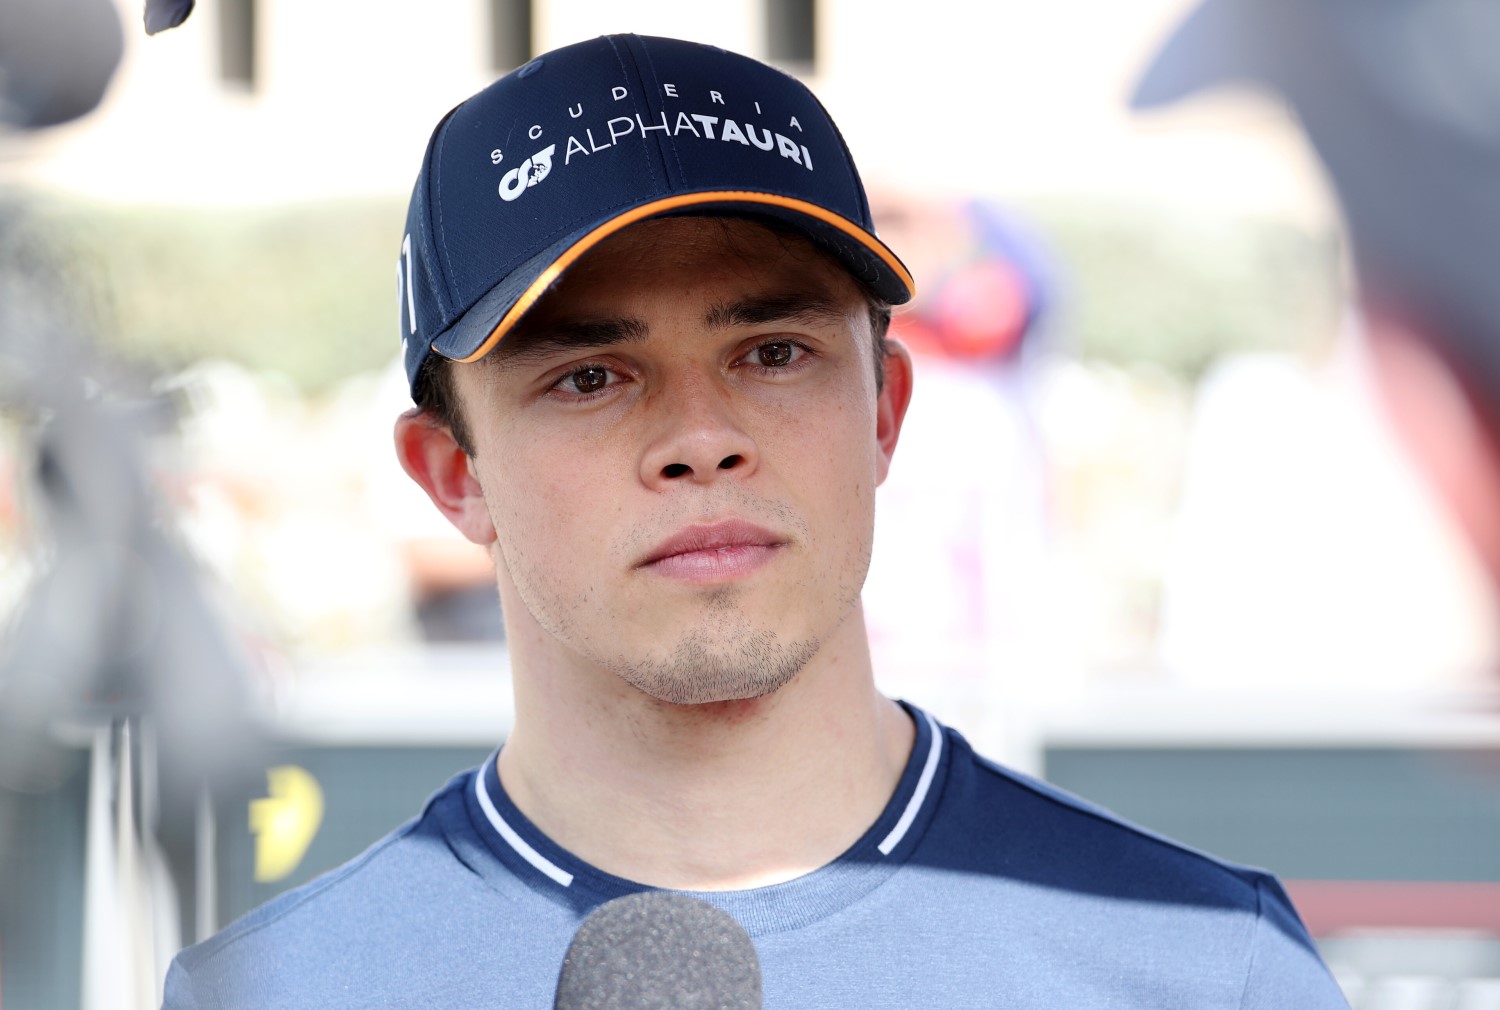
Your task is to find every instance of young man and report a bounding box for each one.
[163,35,1348,1008]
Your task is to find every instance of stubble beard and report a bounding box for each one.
[496,491,873,708]
[612,599,824,706]
[603,548,873,704]
[500,544,827,704]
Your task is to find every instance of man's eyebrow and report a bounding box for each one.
[490,317,649,370]
[704,293,851,331]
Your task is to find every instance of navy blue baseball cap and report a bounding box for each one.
[397,34,915,398]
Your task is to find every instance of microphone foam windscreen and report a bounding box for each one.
[554,892,761,1010]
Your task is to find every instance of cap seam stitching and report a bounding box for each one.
[803,89,868,224]
[432,113,461,315]
[606,35,662,193]
[632,39,688,187]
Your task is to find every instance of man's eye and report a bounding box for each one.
[752,341,799,368]
[558,366,611,394]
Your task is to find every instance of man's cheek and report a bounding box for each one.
[493,482,603,563]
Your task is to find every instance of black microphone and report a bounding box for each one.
[554,892,762,1010]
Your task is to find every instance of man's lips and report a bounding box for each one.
[637,520,787,582]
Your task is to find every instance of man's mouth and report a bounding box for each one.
[637,520,787,582]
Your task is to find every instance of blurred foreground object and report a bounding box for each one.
[0,203,265,1007]
[0,206,264,827]
[0,0,123,129]
[143,0,194,36]
[1134,0,1500,593]
[1135,1,1500,1000]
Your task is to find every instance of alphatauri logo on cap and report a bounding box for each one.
[486,81,817,208]
[494,143,557,203]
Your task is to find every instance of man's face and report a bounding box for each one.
[449,217,908,705]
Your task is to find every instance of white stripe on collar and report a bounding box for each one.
[877,710,944,856]
[475,756,574,887]
[477,710,940,884]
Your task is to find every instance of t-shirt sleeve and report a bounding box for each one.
[1238,875,1350,1009]
[161,957,199,1009]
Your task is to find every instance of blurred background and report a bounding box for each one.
[2,0,1498,1007]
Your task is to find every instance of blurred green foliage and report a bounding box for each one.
[37,196,405,392]
[1026,197,1341,378]
[22,194,1337,391]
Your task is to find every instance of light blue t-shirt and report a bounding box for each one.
[163,706,1349,1008]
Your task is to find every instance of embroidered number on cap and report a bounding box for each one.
[400,233,417,335]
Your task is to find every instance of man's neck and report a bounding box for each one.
[495,606,915,891]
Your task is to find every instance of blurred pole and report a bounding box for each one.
[113,721,154,1010]
[140,723,183,999]
[81,719,177,1010]
[81,726,123,1010]
[195,784,217,943]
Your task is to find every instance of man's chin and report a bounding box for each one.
[609,631,820,708]
[634,678,787,710]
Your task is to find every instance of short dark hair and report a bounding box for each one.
[415,298,892,458]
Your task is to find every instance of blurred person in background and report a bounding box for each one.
[863,193,1056,755]
[161,33,1347,1009]
[1137,0,1500,630]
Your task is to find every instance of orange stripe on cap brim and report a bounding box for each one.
[451,190,916,364]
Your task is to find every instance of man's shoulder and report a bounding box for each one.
[909,728,1348,1007]
[164,769,491,1007]
[930,727,1292,918]
[180,818,416,959]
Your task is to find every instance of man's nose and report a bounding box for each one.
[640,377,758,488]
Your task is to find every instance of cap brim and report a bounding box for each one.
[430,190,914,365]
[1131,0,1259,110]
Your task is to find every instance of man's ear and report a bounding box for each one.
[874,338,914,486]
[393,408,497,546]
